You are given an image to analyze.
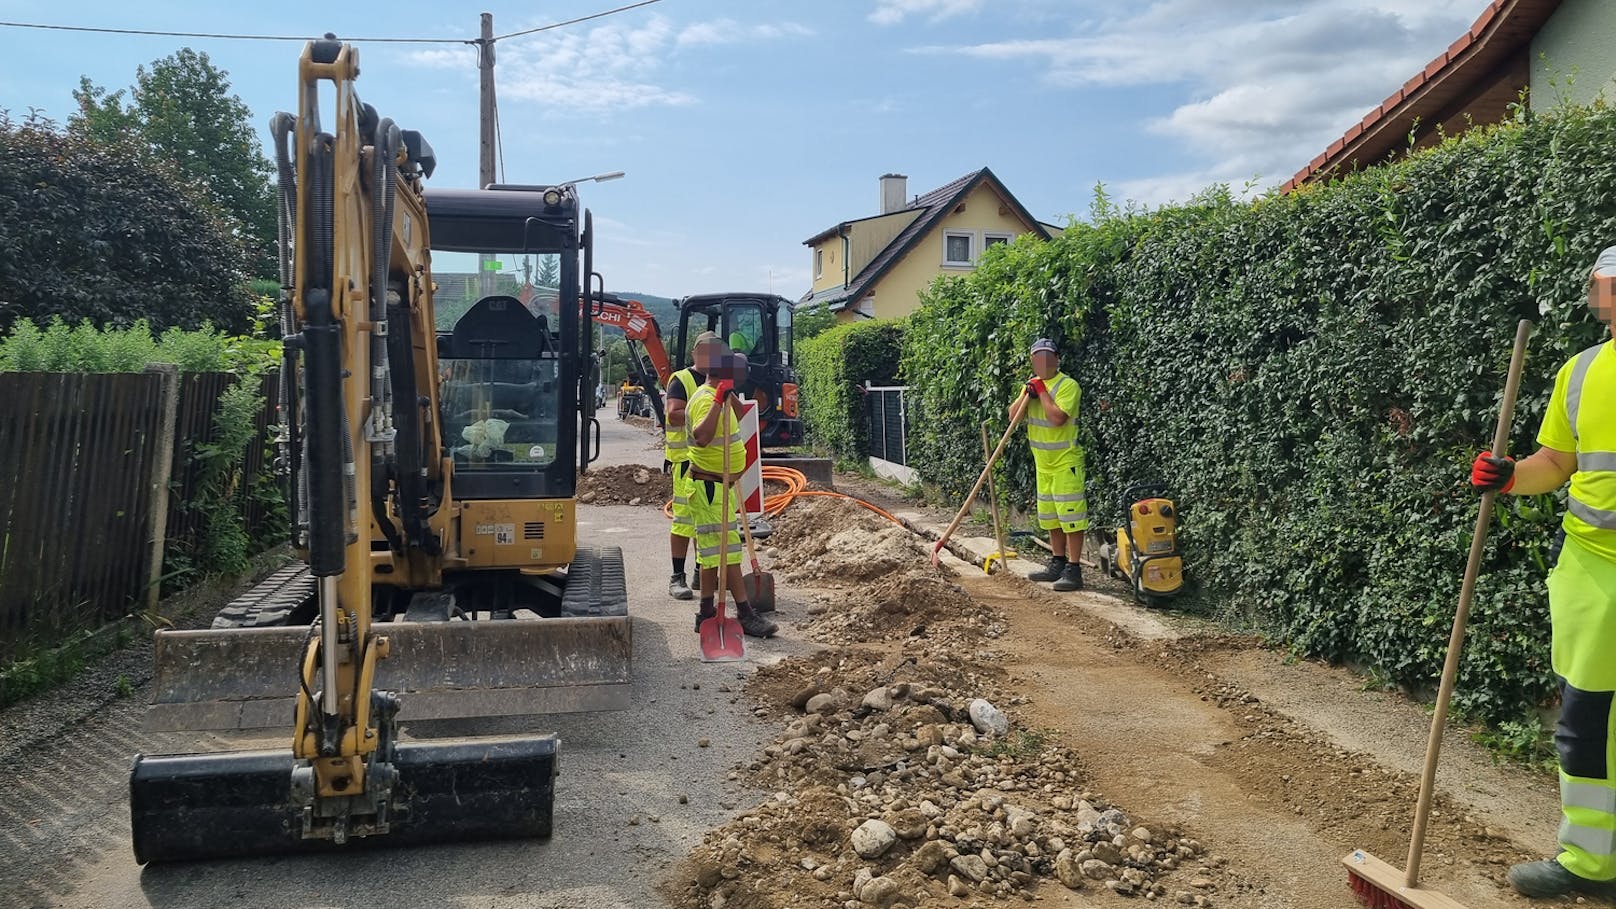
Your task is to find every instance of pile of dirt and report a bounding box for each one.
[669,641,1222,909]
[801,571,1003,649]
[576,464,672,506]
[765,499,929,585]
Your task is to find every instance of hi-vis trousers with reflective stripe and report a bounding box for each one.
[1550,533,1616,881]
[689,477,743,569]
[670,461,695,539]
[1035,462,1088,533]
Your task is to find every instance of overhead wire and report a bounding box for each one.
[0,1,667,47]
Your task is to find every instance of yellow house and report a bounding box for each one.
[798,168,1055,322]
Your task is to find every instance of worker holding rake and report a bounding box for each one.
[1017,338,1088,592]
[1472,248,1616,898]
[687,341,777,639]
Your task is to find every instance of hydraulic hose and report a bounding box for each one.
[661,464,908,529]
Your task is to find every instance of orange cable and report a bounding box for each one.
[659,464,908,529]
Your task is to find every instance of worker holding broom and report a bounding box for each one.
[687,341,777,638]
[1016,338,1088,592]
[1472,248,1616,898]
[665,331,721,601]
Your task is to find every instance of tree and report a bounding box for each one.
[72,49,276,277]
[0,111,252,332]
[794,301,837,342]
[536,255,560,288]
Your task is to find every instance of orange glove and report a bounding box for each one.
[1026,376,1047,397]
[1470,452,1514,493]
[713,380,734,400]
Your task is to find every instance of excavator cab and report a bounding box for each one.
[675,293,801,447]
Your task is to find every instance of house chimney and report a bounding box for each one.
[880,173,908,214]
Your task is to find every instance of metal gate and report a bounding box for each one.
[863,382,911,466]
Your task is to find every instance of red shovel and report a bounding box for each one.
[699,394,746,662]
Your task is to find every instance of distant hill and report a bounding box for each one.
[612,291,679,330]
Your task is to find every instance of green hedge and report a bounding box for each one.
[905,104,1616,725]
[796,320,905,462]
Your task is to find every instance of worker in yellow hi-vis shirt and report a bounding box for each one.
[1473,246,1616,899]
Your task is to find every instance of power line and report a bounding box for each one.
[492,0,665,41]
[0,1,668,46]
[0,20,468,43]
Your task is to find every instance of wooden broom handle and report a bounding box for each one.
[1405,318,1532,886]
[934,391,1031,562]
[983,421,1010,569]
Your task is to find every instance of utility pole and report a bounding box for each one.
[477,11,497,295]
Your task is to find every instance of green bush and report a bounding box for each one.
[0,317,277,374]
[904,104,1616,725]
[796,320,905,462]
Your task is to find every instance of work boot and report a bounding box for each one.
[1507,858,1616,898]
[1052,562,1085,592]
[669,573,694,600]
[694,607,716,633]
[737,607,778,638]
[1028,556,1067,582]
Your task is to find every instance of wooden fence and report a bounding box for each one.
[0,369,280,663]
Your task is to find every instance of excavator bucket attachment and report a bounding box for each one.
[130,734,558,863]
[145,616,631,732]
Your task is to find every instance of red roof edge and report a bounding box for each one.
[1283,0,1558,192]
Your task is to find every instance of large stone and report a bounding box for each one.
[862,687,895,711]
[851,819,898,859]
[950,854,991,883]
[1054,849,1085,891]
[948,876,972,898]
[888,808,929,840]
[859,876,905,907]
[1080,859,1114,881]
[968,699,1010,736]
[806,693,841,715]
[1092,841,1123,865]
[911,840,952,874]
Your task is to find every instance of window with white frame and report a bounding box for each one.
[984,232,1013,250]
[943,231,973,266]
[814,247,824,278]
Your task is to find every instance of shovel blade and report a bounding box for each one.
[742,568,776,614]
[146,616,631,732]
[698,606,746,663]
[130,734,558,864]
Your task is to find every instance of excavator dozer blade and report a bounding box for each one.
[145,616,631,732]
[130,734,558,864]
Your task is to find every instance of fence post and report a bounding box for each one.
[143,364,181,613]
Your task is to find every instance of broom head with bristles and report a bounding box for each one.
[1343,850,1472,909]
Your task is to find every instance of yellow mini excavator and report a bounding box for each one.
[129,38,630,862]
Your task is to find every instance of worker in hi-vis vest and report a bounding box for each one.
[1473,245,1616,898]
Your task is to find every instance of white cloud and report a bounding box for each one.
[912,0,1486,202]
[677,19,813,47]
[406,14,810,114]
[870,0,985,26]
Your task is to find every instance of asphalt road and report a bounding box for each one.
[0,414,813,909]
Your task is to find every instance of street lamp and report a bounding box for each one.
[557,170,625,188]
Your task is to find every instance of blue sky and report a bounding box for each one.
[0,0,1488,297]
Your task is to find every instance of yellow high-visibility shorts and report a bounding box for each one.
[1035,462,1089,533]
[690,477,743,569]
[670,461,695,539]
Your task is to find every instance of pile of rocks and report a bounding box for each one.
[675,646,1221,908]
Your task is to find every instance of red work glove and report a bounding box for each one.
[1026,376,1047,397]
[713,380,734,400]
[1470,452,1515,493]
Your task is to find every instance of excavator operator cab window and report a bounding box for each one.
[723,302,765,359]
[438,295,561,470]
[775,302,792,366]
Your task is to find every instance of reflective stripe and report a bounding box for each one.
[1580,451,1616,473]
[673,496,689,505]
[1564,780,1616,814]
[1030,439,1075,451]
[1570,498,1616,530]
[1037,513,1058,521]
[1048,376,1067,399]
[1050,493,1086,503]
[694,523,730,534]
[1027,418,1056,428]
[1561,819,1616,856]
[665,439,688,450]
[1568,345,1601,442]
